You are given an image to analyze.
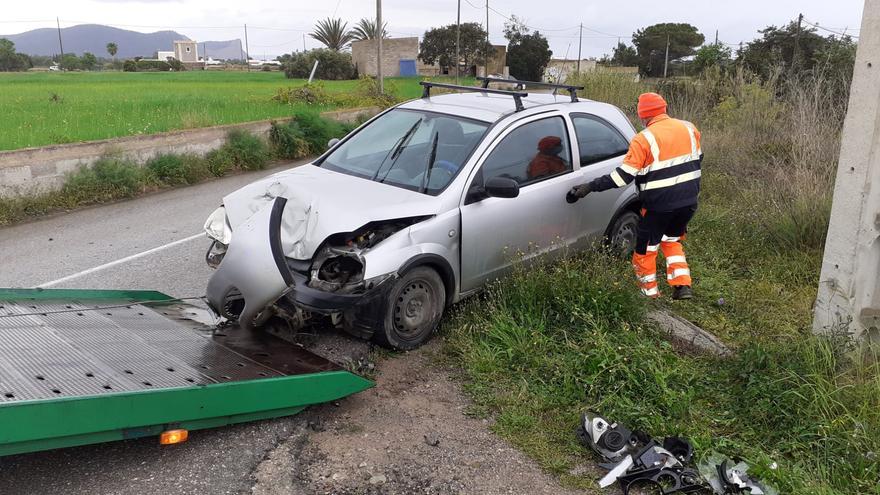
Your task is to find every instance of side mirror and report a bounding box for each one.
[327,138,340,149]
[484,176,520,199]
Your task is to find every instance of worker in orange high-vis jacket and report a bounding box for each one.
[567,92,701,300]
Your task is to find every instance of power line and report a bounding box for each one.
[802,17,859,39]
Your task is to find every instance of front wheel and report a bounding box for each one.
[373,266,445,350]
[608,210,640,258]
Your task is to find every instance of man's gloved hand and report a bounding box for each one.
[566,183,592,203]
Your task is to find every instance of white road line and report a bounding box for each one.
[39,233,205,288]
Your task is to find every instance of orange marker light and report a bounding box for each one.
[159,429,189,445]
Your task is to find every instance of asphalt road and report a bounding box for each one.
[0,162,363,495]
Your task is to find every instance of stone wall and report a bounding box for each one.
[351,37,423,77]
[0,106,380,198]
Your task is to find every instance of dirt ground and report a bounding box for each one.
[251,340,586,495]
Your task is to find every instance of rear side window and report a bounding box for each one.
[572,114,629,166]
[478,116,572,186]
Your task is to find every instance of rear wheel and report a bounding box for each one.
[373,267,445,350]
[608,210,640,257]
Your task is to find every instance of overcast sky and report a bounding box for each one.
[1,0,867,58]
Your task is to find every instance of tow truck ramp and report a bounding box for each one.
[0,288,373,456]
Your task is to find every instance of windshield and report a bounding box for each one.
[318,109,490,195]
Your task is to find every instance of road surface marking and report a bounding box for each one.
[39,233,205,288]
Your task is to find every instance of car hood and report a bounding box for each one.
[222,164,443,260]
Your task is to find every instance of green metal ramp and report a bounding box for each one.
[0,288,373,456]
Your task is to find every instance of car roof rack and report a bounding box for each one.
[477,76,585,103]
[419,81,529,112]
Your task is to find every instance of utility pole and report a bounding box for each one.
[577,23,583,73]
[485,0,490,78]
[56,17,64,68]
[302,34,306,52]
[794,13,804,70]
[456,0,461,84]
[377,0,384,94]
[244,24,251,72]
[663,32,670,78]
[715,29,719,45]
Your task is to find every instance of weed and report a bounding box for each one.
[146,154,188,185]
[269,120,311,159]
[205,148,234,177]
[61,155,149,204]
[223,129,270,171]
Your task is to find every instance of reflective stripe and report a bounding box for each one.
[641,287,659,297]
[641,129,660,163]
[610,170,626,187]
[639,152,702,174]
[666,255,687,265]
[667,268,691,280]
[640,170,702,191]
[620,163,640,175]
[646,244,659,252]
[639,274,657,283]
[661,235,681,243]
[683,122,698,155]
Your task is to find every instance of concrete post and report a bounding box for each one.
[813,0,880,341]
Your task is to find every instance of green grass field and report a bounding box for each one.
[0,71,434,151]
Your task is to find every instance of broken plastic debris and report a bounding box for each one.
[698,452,778,495]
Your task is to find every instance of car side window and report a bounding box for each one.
[479,117,572,187]
[572,114,629,166]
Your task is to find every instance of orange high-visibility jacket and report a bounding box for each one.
[589,114,702,211]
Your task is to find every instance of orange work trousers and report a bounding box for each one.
[632,205,697,297]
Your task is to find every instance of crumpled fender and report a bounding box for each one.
[206,197,292,329]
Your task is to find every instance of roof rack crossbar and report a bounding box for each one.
[419,81,529,112]
[477,76,585,103]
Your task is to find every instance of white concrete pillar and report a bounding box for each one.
[814,0,880,341]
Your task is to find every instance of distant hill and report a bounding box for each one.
[0,24,247,60]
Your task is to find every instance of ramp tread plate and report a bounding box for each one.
[0,300,339,403]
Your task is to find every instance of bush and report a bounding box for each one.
[146,154,187,185]
[282,49,356,80]
[290,111,351,154]
[179,154,212,184]
[272,83,334,105]
[224,129,270,171]
[122,59,137,72]
[269,120,311,159]
[206,148,235,177]
[61,155,148,204]
[122,59,185,72]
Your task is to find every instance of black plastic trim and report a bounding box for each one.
[269,197,294,286]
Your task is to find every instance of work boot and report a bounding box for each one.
[672,285,694,300]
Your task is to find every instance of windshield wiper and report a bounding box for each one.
[420,131,440,194]
[371,118,422,182]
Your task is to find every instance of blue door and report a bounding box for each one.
[399,59,417,77]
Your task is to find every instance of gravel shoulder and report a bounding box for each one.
[251,340,584,495]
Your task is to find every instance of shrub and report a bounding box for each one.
[61,155,147,204]
[272,83,334,105]
[291,111,351,154]
[179,154,212,184]
[282,49,356,80]
[269,120,311,159]
[224,129,270,171]
[146,154,187,185]
[122,59,137,72]
[206,148,234,177]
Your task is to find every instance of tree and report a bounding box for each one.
[283,49,356,80]
[692,43,732,73]
[740,21,856,79]
[310,18,355,51]
[604,42,639,67]
[350,18,388,41]
[60,53,80,71]
[419,23,491,74]
[503,15,551,81]
[80,52,98,71]
[632,23,704,76]
[106,42,118,60]
[0,39,31,72]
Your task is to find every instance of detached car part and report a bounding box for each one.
[698,453,778,495]
[576,412,640,462]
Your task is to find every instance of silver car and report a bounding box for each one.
[204,81,641,349]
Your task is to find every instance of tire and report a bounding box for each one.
[608,210,640,258]
[373,266,445,350]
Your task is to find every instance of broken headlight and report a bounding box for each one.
[309,248,366,292]
[204,206,232,245]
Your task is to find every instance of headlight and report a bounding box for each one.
[204,206,232,244]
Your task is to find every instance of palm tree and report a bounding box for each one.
[310,18,355,51]
[106,42,118,60]
[350,18,389,41]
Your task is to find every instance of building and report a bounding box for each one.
[156,50,174,61]
[543,59,597,83]
[351,37,431,77]
[173,40,199,63]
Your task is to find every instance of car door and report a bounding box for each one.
[567,113,633,246]
[459,114,585,293]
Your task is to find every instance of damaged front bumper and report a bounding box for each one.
[206,197,395,329]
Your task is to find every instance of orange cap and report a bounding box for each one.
[637,92,667,119]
